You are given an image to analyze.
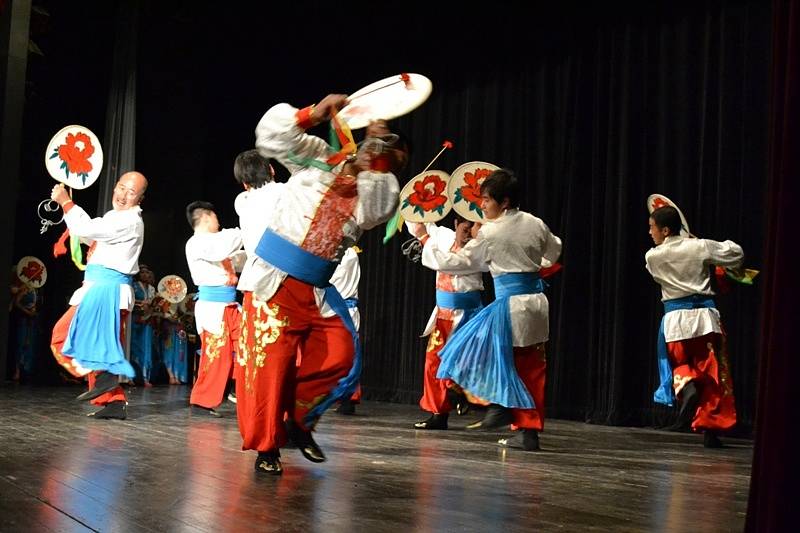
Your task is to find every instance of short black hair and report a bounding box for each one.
[480,168,520,209]
[234,149,273,189]
[650,206,682,236]
[186,201,215,228]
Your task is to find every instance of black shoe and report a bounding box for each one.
[286,419,326,463]
[191,404,223,418]
[447,389,471,416]
[675,381,699,429]
[703,431,724,448]
[414,413,449,430]
[498,429,540,451]
[335,398,356,415]
[466,404,512,430]
[255,451,282,475]
[87,401,127,420]
[76,372,120,402]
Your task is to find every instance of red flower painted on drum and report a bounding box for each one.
[406,174,448,214]
[651,197,670,210]
[20,261,44,284]
[57,132,95,176]
[460,168,493,205]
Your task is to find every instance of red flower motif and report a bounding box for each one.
[408,174,448,211]
[651,197,669,210]
[460,168,493,205]
[57,132,95,175]
[21,261,44,283]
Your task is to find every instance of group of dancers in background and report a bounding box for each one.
[40,90,745,475]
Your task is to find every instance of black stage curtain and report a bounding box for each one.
[96,0,137,214]
[355,1,770,431]
[746,0,800,529]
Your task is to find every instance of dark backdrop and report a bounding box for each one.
[13,1,770,431]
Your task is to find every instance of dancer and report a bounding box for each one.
[131,265,156,386]
[410,215,483,430]
[646,205,743,447]
[416,169,561,451]
[235,95,405,474]
[185,200,245,417]
[49,171,148,419]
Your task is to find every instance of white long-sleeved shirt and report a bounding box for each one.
[422,209,562,346]
[64,204,144,310]
[410,222,484,336]
[329,247,361,330]
[645,235,743,342]
[237,103,399,318]
[185,228,243,335]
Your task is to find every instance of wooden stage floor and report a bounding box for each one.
[0,385,751,532]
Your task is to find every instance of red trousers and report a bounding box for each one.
[189,305,241,409]
[510,344,547,431]
[419,317,454,414]
[236,279,354,452]
[51,305,128,405]
[667,332,736,432]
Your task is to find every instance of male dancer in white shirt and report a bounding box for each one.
[415,169,561,451]
[185,201,245,417]
[646,205,743,447]
[410,215,483,430]
[50,172,148,419]
[235,99,405,474]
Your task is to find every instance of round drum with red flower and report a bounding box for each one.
[647,193,691,237]
[399,170,452,222]
[447,161,500,222]
[157,275,188,304]
[44,125,104,190]
[16,256,47,289]
[339,73,433,130]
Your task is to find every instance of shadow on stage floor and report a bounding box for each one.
[0,385,751,532]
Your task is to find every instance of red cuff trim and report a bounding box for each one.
[296,105,316,129]
[62,201,75,213]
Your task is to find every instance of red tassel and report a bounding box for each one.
[443,140,454,149]
[714,266,732,294]
[53,228,70,257]
[400,73,411,88]
[539,263,563,279]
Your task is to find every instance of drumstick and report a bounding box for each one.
[348,73,412,102]
[420,141,453,173]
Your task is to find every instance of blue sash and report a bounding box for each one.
[653,294,716,406]
[198,285,237,303]
[344,297,359,309]
[437,272,544,408]
[63,264,135,378]
[255,230,360,425]
[435,289,483,333]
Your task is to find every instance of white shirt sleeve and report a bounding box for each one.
[422,233,490,273]
[255,103,331,175]
[64,205,139,243]
[703,239,744,269]
[354,170,400,230]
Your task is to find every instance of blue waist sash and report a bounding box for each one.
[436,290,482,310]
[63,264,136,378]
[437,272,544,408]
[255,229,360,424]
[653,294,717,406]
[198,285,237,303]
[344,297,358,309]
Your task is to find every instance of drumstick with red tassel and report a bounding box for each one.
[349,73,412,102]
